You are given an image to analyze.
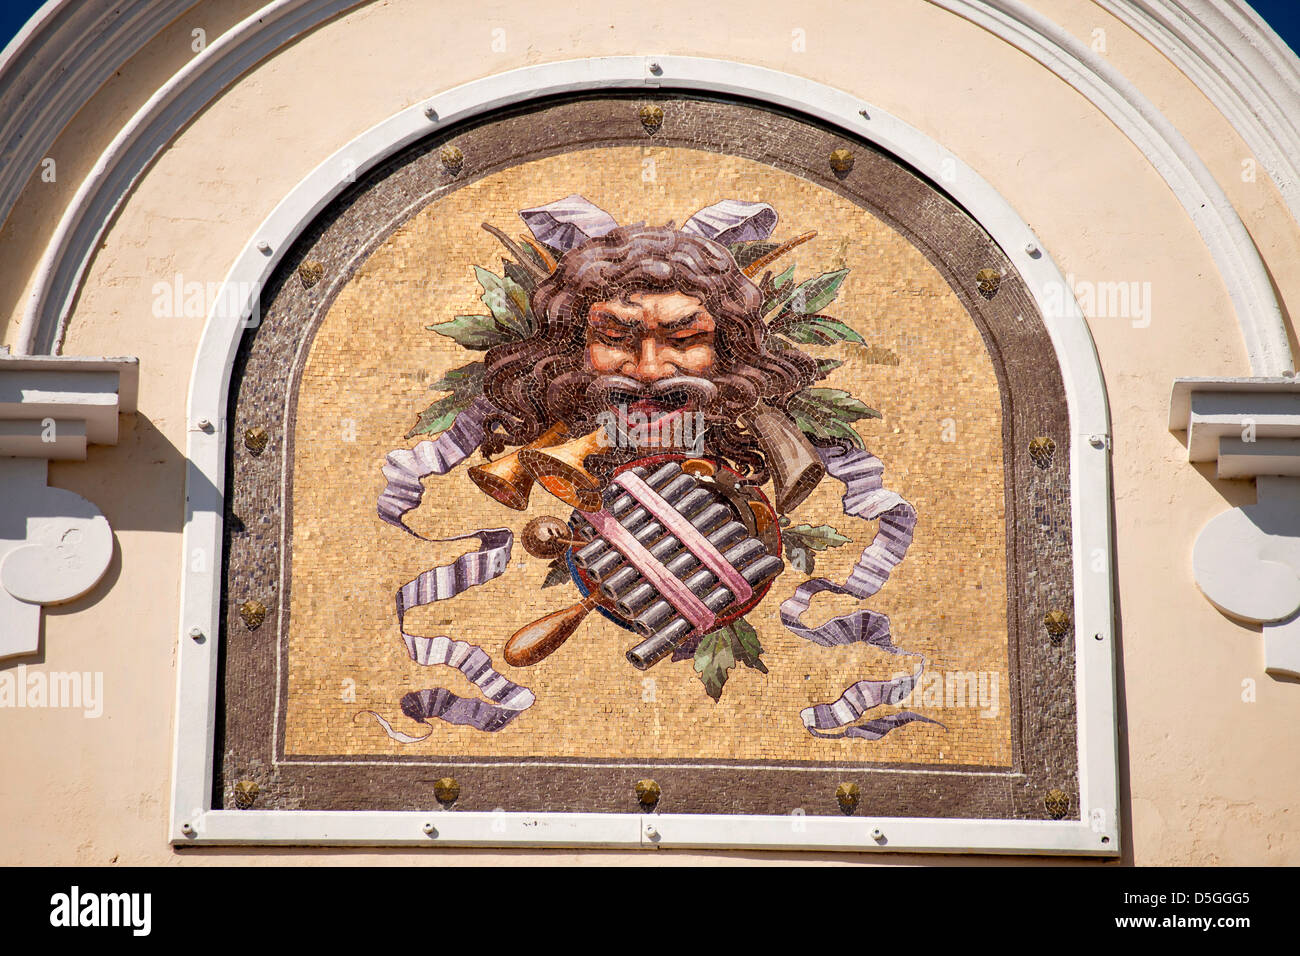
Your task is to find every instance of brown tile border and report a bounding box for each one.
[217,94,1076,821]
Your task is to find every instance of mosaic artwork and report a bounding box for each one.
[219,97,1078,819]
[370,192,940,742]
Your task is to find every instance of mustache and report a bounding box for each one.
[586,374,719,411]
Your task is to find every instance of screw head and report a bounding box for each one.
[871,827,885,842]
[647,61,662,75]
[644,823,659,839]
[1025,241,1040,255]
[1089,434,1106,447]
[423,106,438,120]
[188,626,203,640]
[256,240,272,254]
[422,822,436,836]
[180,822,195,837]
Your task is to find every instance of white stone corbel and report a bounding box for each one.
[1170,376,1300,679]
[0,351,138,660]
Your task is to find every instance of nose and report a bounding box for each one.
[625,337,675,383]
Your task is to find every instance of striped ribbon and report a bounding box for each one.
[779,444,942,740]
[360,398,536,739]
[364,399,937,744]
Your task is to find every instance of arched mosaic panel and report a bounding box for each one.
[217,95,1077,822]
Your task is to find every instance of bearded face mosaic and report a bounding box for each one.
[219,96,1078,819]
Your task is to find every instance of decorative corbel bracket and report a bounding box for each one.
[1170,377,1300,679]
[0,351,139,661]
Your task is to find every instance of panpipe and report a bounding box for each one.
[566,460,785,670]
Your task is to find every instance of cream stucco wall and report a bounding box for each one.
[1,0,1297,864]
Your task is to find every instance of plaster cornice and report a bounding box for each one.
[1,0,1296,375]
[0,0,197,234]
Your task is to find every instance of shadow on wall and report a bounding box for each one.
[26,411,220,637]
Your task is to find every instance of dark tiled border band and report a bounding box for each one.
[217,94,1077,820]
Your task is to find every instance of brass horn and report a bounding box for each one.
[744,404,826,514]
[467,422,569,510]
[518,428,608,512]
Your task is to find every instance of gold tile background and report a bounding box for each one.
[284,146,1011,764]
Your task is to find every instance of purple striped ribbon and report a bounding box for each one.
[779,444,943,741]
[360,398,536,738]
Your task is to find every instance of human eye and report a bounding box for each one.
[595,327,633,345]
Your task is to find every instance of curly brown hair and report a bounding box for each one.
[479,224,818,483]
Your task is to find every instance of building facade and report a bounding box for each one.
[1,0,1298,864]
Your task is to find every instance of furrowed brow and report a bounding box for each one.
[589,308,644,330]
[661,310,711,330]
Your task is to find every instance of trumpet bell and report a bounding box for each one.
[744,405,826,514]
[519,429,607,512]
[467,422,568,510]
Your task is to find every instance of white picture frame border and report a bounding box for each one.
[173,55,1120,856]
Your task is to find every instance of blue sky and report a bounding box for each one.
[1,2,1298,93]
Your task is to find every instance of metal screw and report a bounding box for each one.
[256,240,271,254]
[188,626,203,641]
[871,827,885,843]
[859,108,870,119]
[422,822,436,836]
[1025,241,1040,255]
[1089,434,1105,447]
[423,106,438,120]
[195,418,213,432]
[644,823,659,839]
[181,822,195,837]
[647,61,662,75]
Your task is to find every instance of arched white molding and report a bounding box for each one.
[1094,0,1300,224]
[10,1,1294,379]
[926,0,1293,376]
[171,58,1121,854]
[0,0,197,233]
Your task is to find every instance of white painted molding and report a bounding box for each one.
[172,58,1120,854]
[1170,376,1300,678]
[1094,0,1300,223]
[929,0,1292,376]
[0,352,138,660]
[4,1,1292,378]
[0,0,197,233]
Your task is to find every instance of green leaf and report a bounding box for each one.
[405,361,485,439]
[773,315,866,346]
[783,523,851,551]
[761,265,798,315]
[693,627,737,702]
[788,387,880,450]
[729,618,768,674]
[541,558,570,589]
[474,266,530,338]
[428,314,517,350]
[815,357,844,378]
[503,258,537,297]
[427,361,486,392]
[728,240,780,271]
[785,543,815,575]
[770,269,849,317]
